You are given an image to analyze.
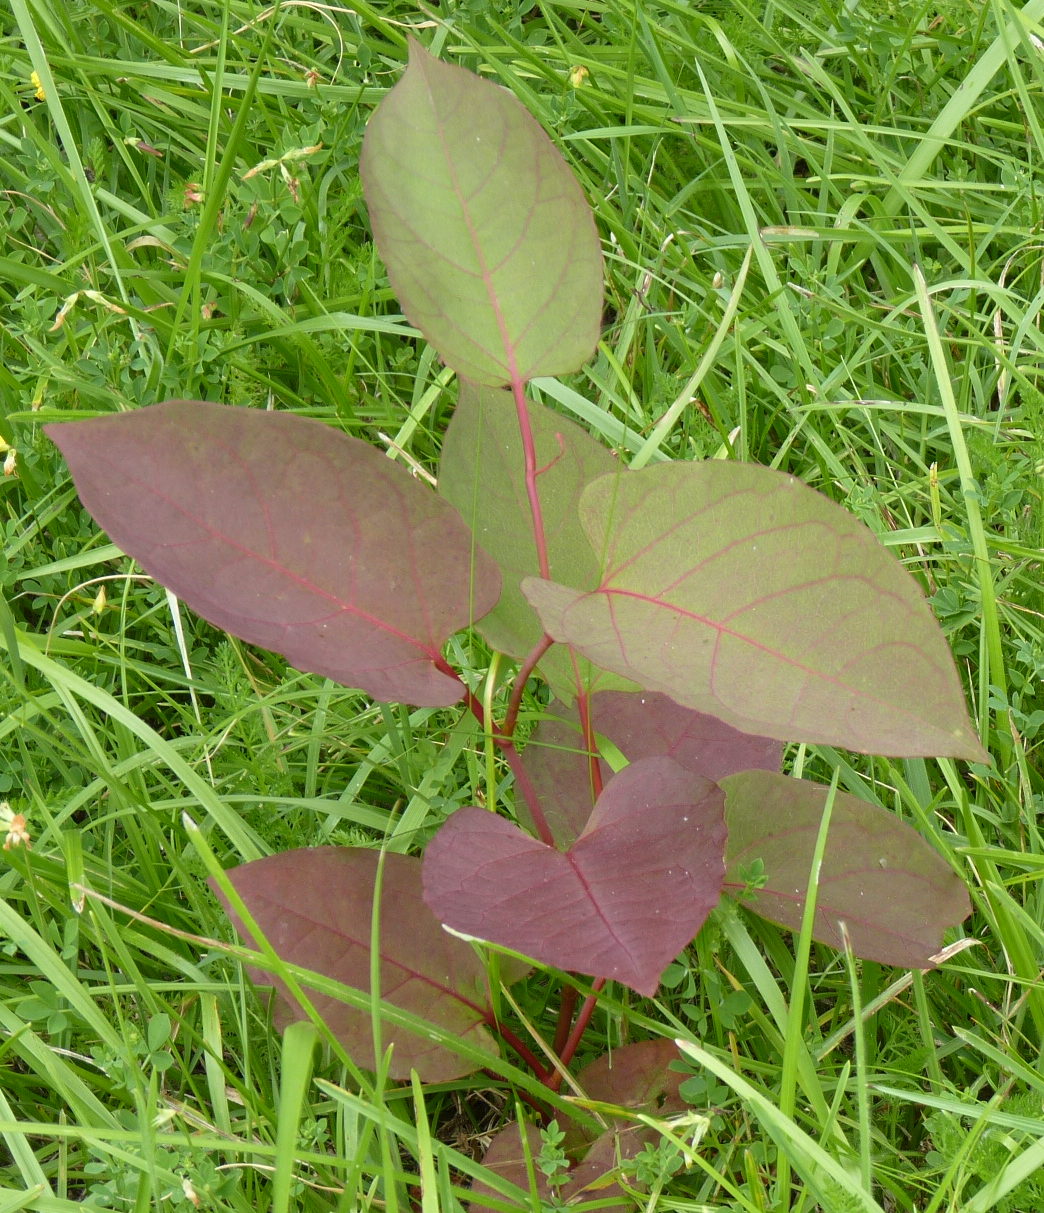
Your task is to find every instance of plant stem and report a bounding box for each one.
[503,633,554,737]
[452,675,557,847]
[574,688,603,804]
[547,980,606,1088]
[552,984,579,1057]
[488,1019,550,1083]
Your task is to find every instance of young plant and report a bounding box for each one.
[46,40,986,1195]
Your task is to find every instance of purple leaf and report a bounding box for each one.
[46,400,500,707]
[439,381,631,698]
[471,1122,630,1213]
[423,758,726,996]
[722,769,971,968]
[214,848,509,1081]
[470,1123,556,1213]
[523,461,987,759]
[573,1039,686,1118]
[594,690,783,781]
[518,693,780,848]
[360,41,603,386]
[472,1042,685,1213]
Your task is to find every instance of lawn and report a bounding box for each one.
[1,1,1043,1210]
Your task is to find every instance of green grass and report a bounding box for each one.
[1,0,1042,1209]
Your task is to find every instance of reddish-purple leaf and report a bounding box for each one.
[523,461,987,759]
[439,382,631,698]
[46,400,500,707]
[215,848,508,1081]
[594,690,783,781]
[567,1039,686,1148]
[573,1039,686,1119]
[471,1121,630,1213]
[472,1042,685,1213]
[470,1123,554,1213]
[722,769,971,968]
[423,758,726,995]
[361,41,603,386]
[519,693,780,848]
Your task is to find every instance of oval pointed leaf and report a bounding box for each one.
[361,41,602,386]
[423,758,726,996]
[214,849,506,1081]
[722,769,971,968]
[46,400,500,707]
[523,461,985,759]
[439,382,630,697]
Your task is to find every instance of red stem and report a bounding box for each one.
[552,984,579,1056]
[448,672,557,847]
[546,980,606,1091]
[502,633,553,737]
[574,686,603,804]
[488,1018,550,1083]
[435,371,614,1070]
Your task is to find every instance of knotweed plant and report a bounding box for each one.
[47,42,985,1204]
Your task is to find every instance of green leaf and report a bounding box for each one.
[523,461,986,759]
[360,40,603,386]
[438,382,629,697]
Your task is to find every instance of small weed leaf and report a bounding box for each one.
[45,400,501,707]
[423,757,726,996]
[360,40,603,386]
[722,770,971,967]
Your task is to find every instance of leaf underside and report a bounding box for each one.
[360,40,603,386]
[423,757,726,995]
[215,849,506,1081]
[723,769,972,968]
[524,460,987,759]
[46,400,500,707]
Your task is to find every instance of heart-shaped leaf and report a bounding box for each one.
[523,461,986,759]
[423,758,726,995]
[361,41,603,386]
[439,381,630,698]
[46,400,500,707]
[722,769,971,967]
[519,692,781,847]
[214,848,510,1081]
